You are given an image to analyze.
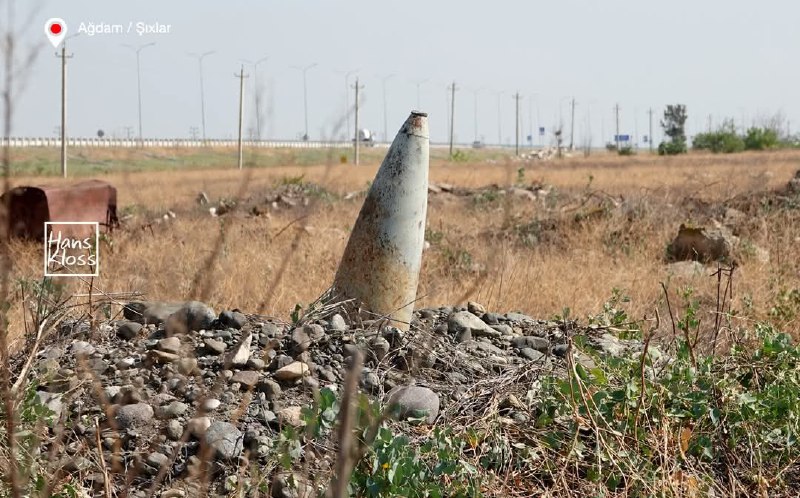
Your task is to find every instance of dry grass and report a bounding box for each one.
[5,148,800,347]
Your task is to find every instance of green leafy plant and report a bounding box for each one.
[744,126,779,151]
[692,119,745,153]
[270,387,481,497]
[451,150,470,162]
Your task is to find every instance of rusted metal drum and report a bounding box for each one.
[1,179,118,240]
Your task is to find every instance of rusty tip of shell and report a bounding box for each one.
[410,110,428,118]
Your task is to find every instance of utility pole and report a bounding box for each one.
[291,62,317,140]
[496,91,504,146]
[448,81,457,157]
[189,51,214,144]
[340,68,358,139]
[57,42,74,178]
[472,87,484,144]
[528,95,534,149]
[381,74,395,143]
[614,103,621,151]
[569,97,576,151]
[513,92,522,156]
[235,65,249,170]
[253,56,268,140]
[353,78,364,165]
[414,78,429,110]
[122,42,155,147]
[648,108,654,153]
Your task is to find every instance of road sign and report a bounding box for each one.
[539,127,545,136]
[614,134,630,142]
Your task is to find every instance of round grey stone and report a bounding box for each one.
[204,421,243,460]
[385,386,439,424]
[115,403,154,429]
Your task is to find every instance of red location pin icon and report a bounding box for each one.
[45,18,67,48]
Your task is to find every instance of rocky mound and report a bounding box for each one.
[18,299,650,497]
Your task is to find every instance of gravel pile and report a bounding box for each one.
[22,299,649,497]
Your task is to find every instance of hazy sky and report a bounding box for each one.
[2,0,798,146]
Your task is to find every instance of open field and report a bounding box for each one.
[4,146,800,496]
[5,148,800,346]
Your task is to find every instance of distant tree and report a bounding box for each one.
[744,127,779,151]
[692,118,744,153]
[658,104,688,155]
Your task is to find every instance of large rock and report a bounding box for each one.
[115,403,154,429]
[36,391,63,422]
[123,301,185,326]
[157,337,182,355]
[274,362,309,382]
[667,224,736,263]
[511,336,550,352]
[448,311,500,339]
[230,370,260,388]
[166,301,217,334]
[204,421,243,460]
[116,320,143,340]
[666,260,707,278]
[385,386,439,424]
[218,310,247,329]
[225,331,253,367]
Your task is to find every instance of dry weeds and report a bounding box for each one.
[5,149,800,348]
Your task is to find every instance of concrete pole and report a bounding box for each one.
[353,78,363,165]
[615,104,621,151]
[60,45,67,178]
[496,91,503,146]
[189,51,214,144]
[235,65,248,169]
[473,88,480,143]
[382,74,395,143]
[254,56,268,140]
[449,81,456,157]
[123,43,155,147]
[569,97,576,151]
[292,63,317,140]
[648,108,654,153]
[415,78,429,110]
[303,70,309,140]
[514,92,521,156]
[58,44,72,178]
[343,69,358,139]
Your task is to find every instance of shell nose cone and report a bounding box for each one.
[330,110,430,331]
[404,111,429,139]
